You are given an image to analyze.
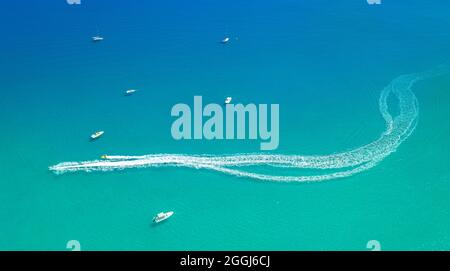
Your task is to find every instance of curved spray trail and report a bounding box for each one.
[49,67,449,182]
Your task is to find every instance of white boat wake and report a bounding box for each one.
[49,67,449,182]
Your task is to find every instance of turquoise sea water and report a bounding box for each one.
[1,0,449,250]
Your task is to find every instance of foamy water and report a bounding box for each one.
[49,67,449,182]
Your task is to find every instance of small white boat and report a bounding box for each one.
[125,89,138,95]
[224,97,232,104]
[153,211,174,223]
[90,131,104,140]
[221,37,230,44]
[92,36,104,42]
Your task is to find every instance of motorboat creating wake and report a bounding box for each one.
[49,67,449,182]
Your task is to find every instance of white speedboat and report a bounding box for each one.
[90,131,104,140]
[224,97,232,104]
[153,211,174,223]
[125,89,138,95]
[92,36,104,42]
[221,37,230,44]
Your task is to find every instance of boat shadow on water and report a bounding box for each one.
[150,219,172,228]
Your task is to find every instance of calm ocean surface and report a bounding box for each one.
[0,0,449,250]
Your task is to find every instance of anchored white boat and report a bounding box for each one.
[153,211,174,223]
[90,131,104,140]
[92,36,104,42]
[221,37,230,44]
[224,97,232,104]
[125,89,138,95]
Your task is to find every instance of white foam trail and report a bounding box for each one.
[49,67,449,182]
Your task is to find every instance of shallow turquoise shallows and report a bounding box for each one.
[1,0,449,250]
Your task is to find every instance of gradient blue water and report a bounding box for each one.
[1,0,449,250]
